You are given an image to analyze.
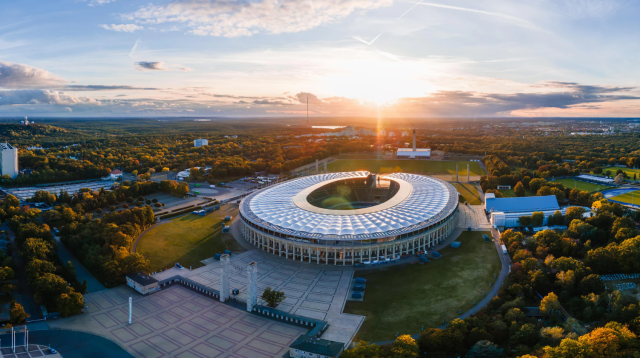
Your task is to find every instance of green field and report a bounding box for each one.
[326,160,484,176]
[344,231,500,341]
[497,188,534,197]
[137,206,244,271]
[550,178,610,192]
[454,183,482,205]
[601,166,640,180]
[609,191,640,205]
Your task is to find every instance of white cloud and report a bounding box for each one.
[135,61,192,71]
[100,24,143,33]
[0,90,98,105]
[0,61,66,89]
[88,0,115,6]
[122,0,393,37]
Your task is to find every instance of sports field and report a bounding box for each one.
[607,189,640,205]
[137,205,244,271]
[454,183,481,205]
[601,166,640,180]
[550,178,610,192]
[326,160,485,175]
[344,231,500,341]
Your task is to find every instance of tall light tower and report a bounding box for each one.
[306,96,309,129]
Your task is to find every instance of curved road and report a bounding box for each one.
[0,329,133,358]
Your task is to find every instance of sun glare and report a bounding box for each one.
[322,57,435,105]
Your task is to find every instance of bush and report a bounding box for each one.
[145,199,151,205]
[135,201,143,206]
[122,204,129,209]
[125,197,134,204]
[96,208,103,214]
[137,196,145,202]
[152,198,158,203]
[109,206,116,212]
[154,203,162,208]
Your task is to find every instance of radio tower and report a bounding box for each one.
[306,96,309,128]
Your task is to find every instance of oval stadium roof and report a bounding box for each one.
[240,172,458,240]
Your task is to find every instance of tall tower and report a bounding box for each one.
[412,129,416,152]
[0,143,18,179]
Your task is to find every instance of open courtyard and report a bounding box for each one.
[49,284,307,358]
[343,231,500,341]
[137,205,244,272]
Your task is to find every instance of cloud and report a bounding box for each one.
[122,0,393,37]
[88,0,115,5]
[135,61,192,71]
[64,85,159,91]
[0,90,97,105]
[295,92,324,104]
[252,99,293,105]
[0,61,66,89]
[100,24,143,32]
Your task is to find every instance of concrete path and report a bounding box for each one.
[52,233,106,294]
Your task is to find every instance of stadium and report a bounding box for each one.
[239,172,459,265]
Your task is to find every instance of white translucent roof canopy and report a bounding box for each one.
[243,172,457,239]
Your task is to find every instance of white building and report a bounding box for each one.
[401,131,409,137]
[396,148,431,159]
[0,143,18,179]
[388,131,396,137]
[194,139,209,147]
[379,129,387,136]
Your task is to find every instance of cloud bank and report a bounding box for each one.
[100,24,143,32]
[0,90,97,105]
[0,61,66,89]
[121,0,393,37]
[135,61,192,71]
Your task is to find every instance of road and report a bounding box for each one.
[52,233,105,294]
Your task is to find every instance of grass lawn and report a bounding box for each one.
[326,160,485,176]
[550,178,610,192]
[344,231,501,341]
[601,166,640,180]
[454,183,481,205]
[609,190,640,205]
[137,205,245,271]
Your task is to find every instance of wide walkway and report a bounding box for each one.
[53,234,105,294]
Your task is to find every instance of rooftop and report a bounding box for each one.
[0,143,15,150]
[289,335,344,357]
[127,272,158,286]
[485,195,560,213]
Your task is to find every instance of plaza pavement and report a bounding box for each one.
[152,249,365,345]
[48,284,307,358]
[457,204,492,230]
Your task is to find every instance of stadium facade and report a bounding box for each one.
[239,172,458,265]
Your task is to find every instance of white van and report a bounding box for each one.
[210,184,216,188]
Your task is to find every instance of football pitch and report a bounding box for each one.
[550,178,611,192]
[326,159,485,176]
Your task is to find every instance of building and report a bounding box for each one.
[107,169,123,180]
[194,138,209,147]
[0,143,19,179]
[379,129,387,136]
[401,131,409,137]
[239,172,458,265]
[126,272,159,295]
[388,131,396,137]
[576,174,616,186]
[397,148,431,159]
[289,335,345,358]
[485,194,567,228]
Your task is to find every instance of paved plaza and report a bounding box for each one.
[0,346,61,358]
[458,204,492,230]
[48,285,307,358]
[152,250,365,344]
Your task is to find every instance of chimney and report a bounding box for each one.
[412,129,416,152]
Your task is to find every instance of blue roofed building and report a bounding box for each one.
[485,194,567,228]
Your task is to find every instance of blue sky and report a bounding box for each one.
[2,0,640,117]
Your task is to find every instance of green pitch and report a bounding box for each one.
[609,191,640,205]
[326,159,485,175]
[550,178,610,192]
[601,166,640,180]
[343,231,500,341]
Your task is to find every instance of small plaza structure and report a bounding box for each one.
[126,272,159,295]
[288,334,345,358]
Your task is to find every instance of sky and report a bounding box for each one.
[2,0,640,118]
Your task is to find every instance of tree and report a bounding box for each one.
[0,267,15,295]
[20,238,51,262]
[540,326,565,346]
[519,216,532,227]
[529,178,547,193]
[540,292,560,317]
[261,287,285,307]
[342,341,382,358]
[391,335,419,358]
[514,182,525,197]
[9,303,30,324]
[614,173,624,185]
[56,289,84,317]
[466,340,503,358]
[564,206,586,224]
[531,211,545,226]
[176,182,190,196]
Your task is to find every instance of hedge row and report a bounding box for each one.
[158,206,203,220]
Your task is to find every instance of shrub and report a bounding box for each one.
[96,208,103,214]
[152,198,158,203]
[122,204,129,209]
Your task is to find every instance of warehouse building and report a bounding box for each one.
[485,194,567,228]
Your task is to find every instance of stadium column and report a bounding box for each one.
[326,248,329,265]
[247,261,257,312]
[220,254,230,302]
[284,243,288,258]
[301,245,304,262]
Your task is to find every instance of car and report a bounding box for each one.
[175,263,183,269]
[49,348,57,354]
[210,184,216,188]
